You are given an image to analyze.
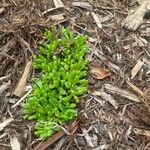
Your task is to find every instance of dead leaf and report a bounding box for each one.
[13,60,32,97]
[131,59,144,79]
[91,67,111,79]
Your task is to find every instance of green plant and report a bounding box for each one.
[23,27,88,139]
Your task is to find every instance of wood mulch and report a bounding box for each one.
[0,0,150,150]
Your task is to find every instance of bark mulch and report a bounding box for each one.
[0,0,150,150]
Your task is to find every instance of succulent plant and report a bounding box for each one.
[23,27,88,139]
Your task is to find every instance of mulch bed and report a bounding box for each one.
[0,0,150,150]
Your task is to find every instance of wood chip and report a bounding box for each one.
[50,14,64,21]
[10,136,21,150]
[134,35,146,46]
[92,144,108,150]
[88,37,97,43]
[90,67,111,80]
[123,42,137,50]
[53,0,64,8]
[100,14,113,23]
[133,128,150,137]
[131,59,144,79]
[0,118,14,131]
[104,84,141,102]
[13,60,32,97]
[81,128,94,148]
[89,49,124,77]
[0,75,10,81]
[126,80,144,96]
[94,91,119,110]
[72,2,93,10]
[42,7,64,16]
[0,133,7,139]
[0,83,9,95]
[143,58,150,69]
[91,12,102,29]
[52,138,65,150]
[0,8,5,14]
[125,125,133,138]
[11,88,32,108]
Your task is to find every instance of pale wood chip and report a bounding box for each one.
[92,144,108,150]
[0,75,10,81]
[89,49,123,77]
[94,91,119,110]
[13,60,32,97]
[42,7,64,15]
[139,37,149,45]
[126,80,144,96]
[123,42,137,50]
[121,1,148,31]
[53,0,64,8]
[131,59,144,79]
[11,88,32,108]
[81,128,94,148]
[125,125,133,138]
[72,2,93,10]
[143,58,150,69]
[0,133,7,139]
[91,134,98,147]
[91,12,102,29]
[0,8,5,14]
[50,14,64,21]
[0,83,9,95]
[52,138,65,150]
[93,96,104,106]
[108,131,113,141]
[104,84,141,102]
[133,128,150,137]
[10,136,21,150]
[134,35,148,45]
[100,14,113,23]
[0,118,14,131]
[88,37,97,43]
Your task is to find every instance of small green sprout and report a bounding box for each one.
[23,27,88,139]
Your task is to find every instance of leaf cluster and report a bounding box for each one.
[23,27,88,139]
